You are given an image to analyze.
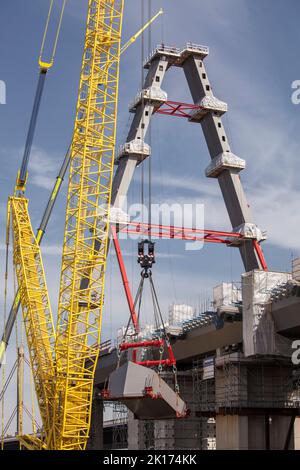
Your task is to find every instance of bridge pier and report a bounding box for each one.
[87,389,103,450]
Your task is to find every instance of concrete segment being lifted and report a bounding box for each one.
[106,361,188,420]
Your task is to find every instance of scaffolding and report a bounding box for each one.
[193,358,215,409]
[100,354,300,450]
[193,354,300,414]
[112,402,128,449]
[145,370,209,450]
[102,401,128,450]
[192,359,216,449]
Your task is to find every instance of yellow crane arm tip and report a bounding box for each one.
[38,58,53,71]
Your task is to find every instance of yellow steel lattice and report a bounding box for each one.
[53,0,124,450]
[10,197,55,441]
[9,0,124,450]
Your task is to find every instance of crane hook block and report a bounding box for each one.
[138,239,156,272]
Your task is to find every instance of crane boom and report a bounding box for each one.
[120,8,163,54]
[9,197,56,437]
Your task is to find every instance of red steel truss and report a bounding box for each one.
[120,221,268,270]
[121,221,237,242]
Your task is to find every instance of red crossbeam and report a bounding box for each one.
[119,342,176,367]
[120,340,164,351]
[120,221,243,244]
[154,100,202,118]
[118,221,268,271]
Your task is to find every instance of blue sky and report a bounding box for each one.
[1,0,300,432]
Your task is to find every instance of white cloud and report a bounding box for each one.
[150,160,300,252]
[151,173,219,198]
[28,147,61,191]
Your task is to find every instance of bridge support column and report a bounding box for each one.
[216,415,248,450]
[87,389,103,450]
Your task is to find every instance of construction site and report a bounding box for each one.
[1,0,300,452]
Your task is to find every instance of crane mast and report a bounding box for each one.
[9,0,124,450]
[54,0,124,449]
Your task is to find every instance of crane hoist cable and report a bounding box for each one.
[139,0,156,236]
[148,0,153,236]
[0,9,163,372]
[15,0,67,194]
[39,0,67,71]
[2,3,164,447]
[113,237,178,393]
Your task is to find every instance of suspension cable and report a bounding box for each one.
[2,407,17,437]
[136,276,145,327]
[149,274,167,335]
[122,275,144,344]
[23,404,40,435]
[0,361,18,403]
[149,275,179,391]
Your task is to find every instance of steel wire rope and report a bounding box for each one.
[117,276,144,367]
[29,358,37,437]
[2,407,17,437]
[0,361,17,404]
[155,114,178,303]
[22,404,40,434]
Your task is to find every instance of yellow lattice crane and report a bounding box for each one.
[8,0,124,450]
[4,0,163,450]
[0,3,163,370]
